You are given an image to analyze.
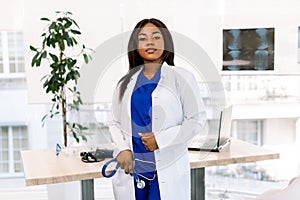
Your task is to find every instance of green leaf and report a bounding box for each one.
[83,53,88,63]
[30,45,37,52]
[46,37,51,47]
[69,18,79,28]
[49,53,59,62]
[65,20,72,29]
[71,37,78,45]
[41,114,48,123]
[59,40,65,51]
[40,17,50,21]
[31,52,39,67]
[49,22,56,30]
[40,74,49,81]
[42,51,47,58]
[78,97,83,105]
[50,37,56,48]
[73,132,80,143]
[63,32,72,46]
[57,17,63,22]
[36,55,42,67]
[81,135,87,142]
[70,29,81,35]
[41,114,48,127]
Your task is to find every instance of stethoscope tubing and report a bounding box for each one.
[102,158,140,180]
[101,158,145,189]
[101,158,119,178]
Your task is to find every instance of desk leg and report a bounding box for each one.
[81,179,94,200]
[191,168,205,200]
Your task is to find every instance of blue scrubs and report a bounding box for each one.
[131,68,161,200]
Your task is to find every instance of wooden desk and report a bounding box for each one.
[21,139,279,200]
[21,147,111,200]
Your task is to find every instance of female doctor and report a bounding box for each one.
[109,18,206,200]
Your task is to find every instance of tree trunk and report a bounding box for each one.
[61,87,67,147]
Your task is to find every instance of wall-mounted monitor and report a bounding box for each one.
[223,28,274,71]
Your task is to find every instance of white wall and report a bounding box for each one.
[261,118,298,180]
[0,90,27,123]
[20,0,223,103]
[263,118,296,145]
[0,0,24,30]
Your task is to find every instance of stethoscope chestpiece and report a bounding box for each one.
[136,179,145,189]
[133,172,145,189]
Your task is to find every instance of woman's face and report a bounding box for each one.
[137,23,164,64]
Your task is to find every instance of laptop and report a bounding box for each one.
[188,106,233,152]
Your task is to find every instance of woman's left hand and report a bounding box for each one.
[139,132,158,151]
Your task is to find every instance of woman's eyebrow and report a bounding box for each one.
[138,31,161,36]
[152,31,161,35]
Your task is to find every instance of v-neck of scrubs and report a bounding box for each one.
[139,68,161,83]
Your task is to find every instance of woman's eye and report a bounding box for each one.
[153,36,161,40]
[138,37,146,41]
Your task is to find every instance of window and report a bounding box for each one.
[0,31,25,76]
[231,119,263,145]
[0,126,28,177]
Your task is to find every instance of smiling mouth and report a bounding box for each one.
[145,48,157,53]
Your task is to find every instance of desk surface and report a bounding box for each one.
[189,139,279,169]
[21,139,279,186]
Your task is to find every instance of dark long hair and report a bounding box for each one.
[118,18,175,101]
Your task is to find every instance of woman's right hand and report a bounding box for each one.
[116,150,133,175]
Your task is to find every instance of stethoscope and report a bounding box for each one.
[102,158,156,189]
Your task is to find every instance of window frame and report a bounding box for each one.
[0,125,28,178]
[0,31,25,79]
[231,119,263,146]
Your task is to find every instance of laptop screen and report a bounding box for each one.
[188,106,233,150]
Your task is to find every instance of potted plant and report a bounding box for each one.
[30,11,93,147]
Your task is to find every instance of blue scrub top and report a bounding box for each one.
[131,68,161,177]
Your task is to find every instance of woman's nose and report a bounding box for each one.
[146,37,154,45]
[146,42,154,46]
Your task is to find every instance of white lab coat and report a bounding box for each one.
[109,62,206,200]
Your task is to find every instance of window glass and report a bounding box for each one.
[0,31,25,74]
[8,32,24,73]
[231,120,262,145]
[0,126,28,175]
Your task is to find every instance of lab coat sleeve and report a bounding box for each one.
[108,86,131,157]
[155,72,206,150]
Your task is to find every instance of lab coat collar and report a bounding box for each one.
[161,61,171,79]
